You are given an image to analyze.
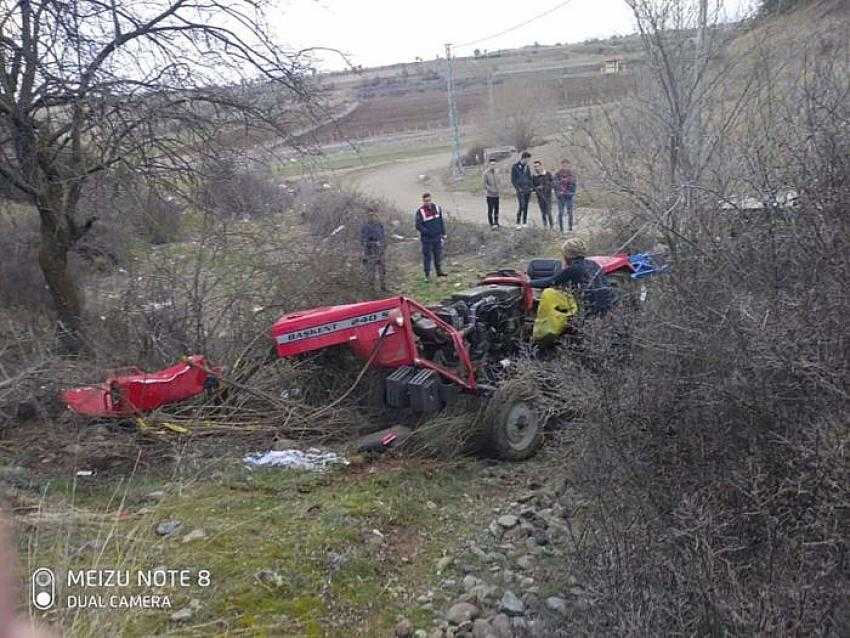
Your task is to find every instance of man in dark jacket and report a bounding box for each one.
[529,237,617,316]
[510,151,533,228]
[360,207,387,291]
[414,192,448,281]
[532,160,554,229]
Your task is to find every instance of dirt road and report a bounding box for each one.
[343,149,605,235]
[343,150,494,225]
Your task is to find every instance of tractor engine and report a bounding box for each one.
[412,283,525,368]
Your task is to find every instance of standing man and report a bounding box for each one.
[532,159,554,229]
[414,192,448,282]
[360,207,387,291]
[554,159,577,233]
[483,158,500,229]
[510,151,533,228]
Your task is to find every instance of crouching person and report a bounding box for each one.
[360,207,387,291]
[528,237,617,317]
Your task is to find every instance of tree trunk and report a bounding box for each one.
[37,214,86,355]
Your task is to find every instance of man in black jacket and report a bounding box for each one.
[529,237,617,316]
[532,160,554,229]
[360,207,387,291]
[510,151,533,228]
[414,192,448,282]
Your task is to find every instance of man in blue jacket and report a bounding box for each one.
[414,192,448,282]
[511,151,533,228]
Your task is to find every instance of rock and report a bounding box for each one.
[545,596,568,616]
[155,520,182,536]
[471,618,492,638]
[461,575,481,592]
[255,569,284,587]
[327,551,348,572]
[515,554,533,571]
[181,528,206,543]
[437,555,453,572]
[533,531,549,546]
[468,584,498,604]
[488,521,503,539]
[496,515,519,529]
[446,602,480,625]
[519,576,535,588]
[170,598,200,622]
[428,630,443,638]
[499,590,525,617]
[395,618,414,637]
[468,543,491,562]
[489,614,513,638]
[146,490,165,500]
[442,579,458,589]
[511,616,529,633]
[415,631,429,638]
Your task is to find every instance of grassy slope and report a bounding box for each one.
[17,457,503,637]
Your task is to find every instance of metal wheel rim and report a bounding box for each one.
[505,402,537,449]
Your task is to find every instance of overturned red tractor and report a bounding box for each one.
[64,252,664,460]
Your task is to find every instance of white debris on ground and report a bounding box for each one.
[243,449,349,472]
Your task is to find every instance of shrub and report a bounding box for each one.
[196,154,289,219]
[461,142,487,167]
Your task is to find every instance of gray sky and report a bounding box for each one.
[276,0,758,70]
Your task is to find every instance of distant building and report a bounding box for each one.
[601,57,625,74]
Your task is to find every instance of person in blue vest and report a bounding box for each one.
[414,192,448,282]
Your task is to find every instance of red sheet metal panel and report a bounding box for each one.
[62,355,216,417]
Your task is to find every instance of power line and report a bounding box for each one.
[454,0,576,50]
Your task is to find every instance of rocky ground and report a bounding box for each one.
[387,437,586,638]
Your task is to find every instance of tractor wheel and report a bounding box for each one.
[486,395,543,461]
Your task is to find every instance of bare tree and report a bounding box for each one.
[0,0,315,352]
[570,0,755,251]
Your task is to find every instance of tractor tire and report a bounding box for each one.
[486,395,543,461]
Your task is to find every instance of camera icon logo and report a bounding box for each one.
[31,568,55,610]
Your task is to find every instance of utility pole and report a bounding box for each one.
[445,43,463,180]
[697,0,708,59]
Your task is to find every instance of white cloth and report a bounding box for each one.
[243,449,348,472]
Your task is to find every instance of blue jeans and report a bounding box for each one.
[556,194,575,232]
[421,237,443,276]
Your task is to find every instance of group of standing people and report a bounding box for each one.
[360,151,579,289]
[484,151,577,232]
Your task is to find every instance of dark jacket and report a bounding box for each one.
[530,257,617,316]
[532,171,554,200]
[415,203,446,240]
[511,161,533,193]
[554,168,576,197]
[360,220,385,252]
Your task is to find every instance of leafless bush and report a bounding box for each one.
[535,43,850,634]
[0,212,53,312]
[196,154,289,219]
[461,142,487,167]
